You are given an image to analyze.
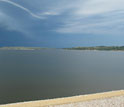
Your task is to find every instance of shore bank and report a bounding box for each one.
[0,90,124,107]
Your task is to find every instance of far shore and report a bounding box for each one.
[64,46,124,51]
[1,46,124,51]
[0,47,53,50]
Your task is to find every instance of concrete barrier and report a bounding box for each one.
[0,90,124,107]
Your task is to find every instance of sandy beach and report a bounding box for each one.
[0,90,124,107]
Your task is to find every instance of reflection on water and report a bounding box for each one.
[0,50,124,104]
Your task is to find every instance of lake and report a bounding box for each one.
[0,49,124,104]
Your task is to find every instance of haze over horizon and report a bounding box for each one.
[1,0,124,48]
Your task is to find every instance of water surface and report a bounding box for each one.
[0,50,124,104]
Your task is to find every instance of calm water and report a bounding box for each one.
[0,49,124,104]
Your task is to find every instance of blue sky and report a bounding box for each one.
[0,0,124,48]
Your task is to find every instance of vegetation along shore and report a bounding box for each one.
[64,46,124,51]
[1,46,124,51]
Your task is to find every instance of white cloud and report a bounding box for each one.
[41,12,59,16]
[53,0,124,34]
[75,0,124,15]
[0,0,44,19]
[0,0,61,34]
[1,0,124,35]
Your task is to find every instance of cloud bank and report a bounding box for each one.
[54,0,124,34]
[0,0,124,35]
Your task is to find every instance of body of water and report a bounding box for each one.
[0,50,124,104]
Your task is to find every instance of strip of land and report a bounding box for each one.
[64,46,124,51]
[0,90,124,107]
[1,46,124,51]
[0,47,48,50]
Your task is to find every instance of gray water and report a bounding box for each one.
[0,49,124,104]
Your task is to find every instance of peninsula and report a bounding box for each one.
[0,47,48,50]
[64,46,124,51]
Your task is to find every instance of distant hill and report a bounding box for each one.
[64,46,124,51]
[0,47,48,50]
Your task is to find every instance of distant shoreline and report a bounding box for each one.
[1,46,124,51]
[0,47,50,50]
[64,46,124,51]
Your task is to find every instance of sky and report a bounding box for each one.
[0,0,124,48]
